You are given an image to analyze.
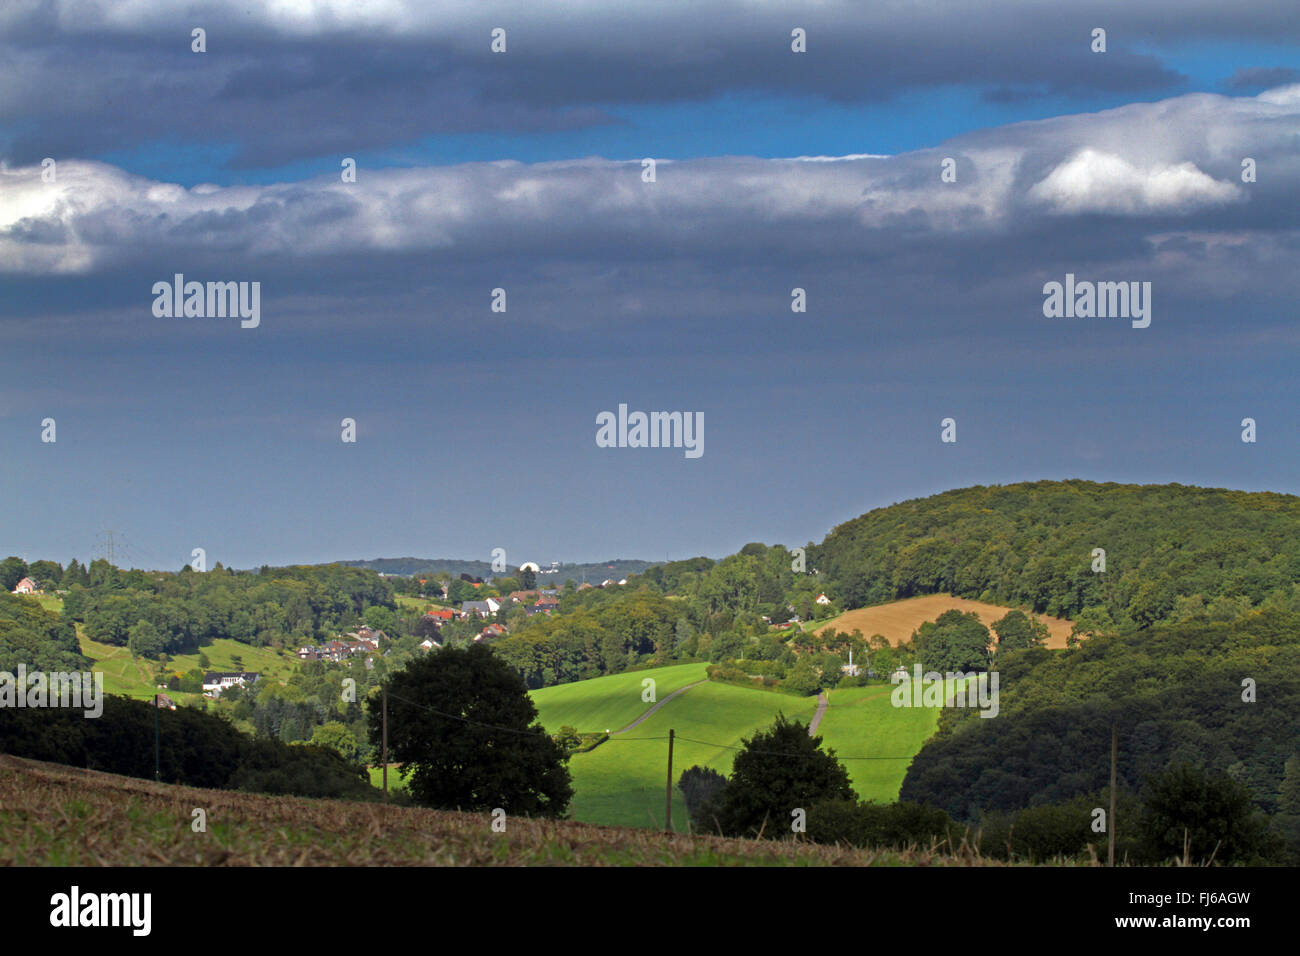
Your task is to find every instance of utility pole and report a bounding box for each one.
[664,728,675,833]
[1109,720,1118,867]
[381,682,389,802]
[153,694,160,783]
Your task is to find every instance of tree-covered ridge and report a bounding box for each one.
[61,561,397,658]
[0,593,88,673]
[900,607,1300,828]
[813,480,1300,628]
[491,545,836,688]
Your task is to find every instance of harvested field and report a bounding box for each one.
[812,594,1076,649]
[0,753,1025,866]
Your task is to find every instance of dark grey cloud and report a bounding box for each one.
[1225,66,1300,91]
[7,0,1296,168]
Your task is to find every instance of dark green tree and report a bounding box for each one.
[916,610,990,672]
[1138,762,1274,864]
[28,560,62,589]
[678,765,730,830]
[127,619,166,659]
[0,557,29,592]
[368,644,572,817]
[991,609,1039,651]
[704,713,854,838]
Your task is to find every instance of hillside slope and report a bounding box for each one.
[815,480,1300,629]
[0,754,995,866]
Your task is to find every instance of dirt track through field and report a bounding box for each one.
[612,680,707,734]
[808,692,829,736]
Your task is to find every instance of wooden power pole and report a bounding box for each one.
[1109,720,1118,867]
[382,682,389,802]
[153,693,160,783]
[665,728,675,833]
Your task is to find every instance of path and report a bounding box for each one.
[611,680,708,735]
[808,692,829,736]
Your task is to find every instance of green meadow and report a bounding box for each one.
[814,681,962,804]
[558,680,820,829]
[530,662,709,734]
[526,668,961,829]
[78,628,300,704]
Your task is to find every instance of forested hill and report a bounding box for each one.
[812,480,1300,630]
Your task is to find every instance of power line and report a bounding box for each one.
[382,691,915,759]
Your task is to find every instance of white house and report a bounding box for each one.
[815,592,832,605]
[202,671,260,697]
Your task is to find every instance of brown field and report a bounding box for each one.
[811,594,1076,650]
[0,754,1044,866]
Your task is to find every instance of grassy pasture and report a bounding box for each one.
[530,662,709,735]
[561,680,820,829]
[815,680,966,803]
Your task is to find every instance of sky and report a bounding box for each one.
[1,0,1299,570]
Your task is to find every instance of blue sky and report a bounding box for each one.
[1,1,1298,569]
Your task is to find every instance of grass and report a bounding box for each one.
[367,765,408,792]
[167,639,299,684]
[31,593,299,703]
[815,680,965,803]
[530,662,709,734]
[78,631,299,704]
[562,680,820,830]
[1,753,1032,866]
[78,630,174,701]
[33,594,64,614]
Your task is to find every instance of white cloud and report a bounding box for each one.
[1028,148,1242,214]
[0,86,1294,275]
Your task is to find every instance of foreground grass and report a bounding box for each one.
[0,754,1017,866]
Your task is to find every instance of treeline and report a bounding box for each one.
[0,693,376,800]
[56,561,397,658]
[0,593,88,673]
[813,480,1300,630]
[491,544,834,689]
[220,657,392,764]
[900,607,1300,852]
[681,715,1291,864]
